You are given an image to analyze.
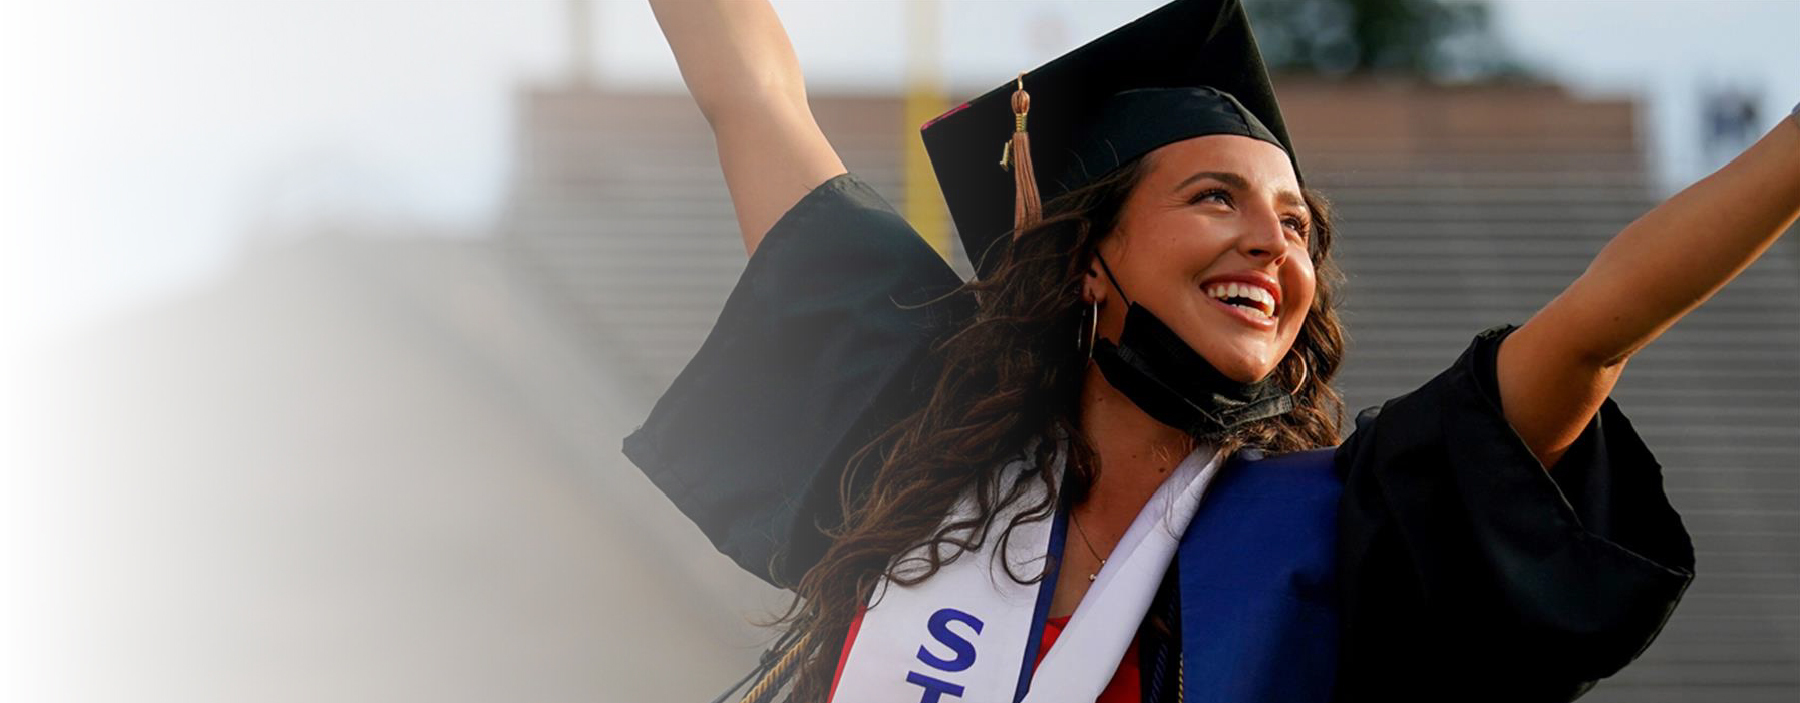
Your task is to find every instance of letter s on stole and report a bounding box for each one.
[916,608,984,672]
[906,608,985,702]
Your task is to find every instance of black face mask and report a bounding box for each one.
[1088,256,1295,440]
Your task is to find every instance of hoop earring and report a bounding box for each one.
[1286,355,1310,397]
[1077,299,1099,359]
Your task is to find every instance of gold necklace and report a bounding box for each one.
[1069,512,1108,582]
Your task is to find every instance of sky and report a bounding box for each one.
[3,0,1798,351]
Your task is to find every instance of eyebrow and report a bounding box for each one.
[1176,170,1308,213]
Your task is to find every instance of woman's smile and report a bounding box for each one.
[1199,271,1282,330]
[1203,290,1278,330]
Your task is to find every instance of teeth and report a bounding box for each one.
[1204,281,1276,318]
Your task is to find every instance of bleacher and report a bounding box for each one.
[1285,83,1800,701]
[501,81,1800,702]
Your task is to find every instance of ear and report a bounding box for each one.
[1081,257,1106,304]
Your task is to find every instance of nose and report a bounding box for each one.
[1236,208,1291,265]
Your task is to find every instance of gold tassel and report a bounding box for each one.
[1003,73,1042,237]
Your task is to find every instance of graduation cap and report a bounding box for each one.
[921,0,1298,276]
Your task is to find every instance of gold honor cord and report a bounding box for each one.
[739,630,812,703]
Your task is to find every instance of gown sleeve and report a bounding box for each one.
[1333,324,1696,702]
[621,174,970,589]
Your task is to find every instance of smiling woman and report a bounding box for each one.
[619,0,1799,702]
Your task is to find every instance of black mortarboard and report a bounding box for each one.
[921,0,1298,276]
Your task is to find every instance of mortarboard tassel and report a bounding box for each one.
[1001,73,1042,236]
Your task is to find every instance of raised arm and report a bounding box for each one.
[1499,111,1800,469]
[649,0,847,255]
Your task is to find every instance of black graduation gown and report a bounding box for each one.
[621,174,970,587]
[620,174,1695,701]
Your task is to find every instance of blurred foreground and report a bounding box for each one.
[1,236,780,702]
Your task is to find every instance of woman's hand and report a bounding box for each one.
[649,0,846,255]
[1498,113,1800,469]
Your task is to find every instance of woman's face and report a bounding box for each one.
[1086,134,1315,385]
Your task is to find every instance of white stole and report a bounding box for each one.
[829,443,1227,703]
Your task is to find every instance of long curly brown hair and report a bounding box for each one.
[754,154,1348,702]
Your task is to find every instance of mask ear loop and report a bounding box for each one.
[1092,253,1133,308]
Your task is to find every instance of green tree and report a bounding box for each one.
[1247,0,1526,80]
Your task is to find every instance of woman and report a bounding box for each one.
[623,0,1799,701]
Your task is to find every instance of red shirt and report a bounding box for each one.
[831,608,1142,703]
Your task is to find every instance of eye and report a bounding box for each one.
[1283,216,1311,240]
[1189,188,1233,207]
